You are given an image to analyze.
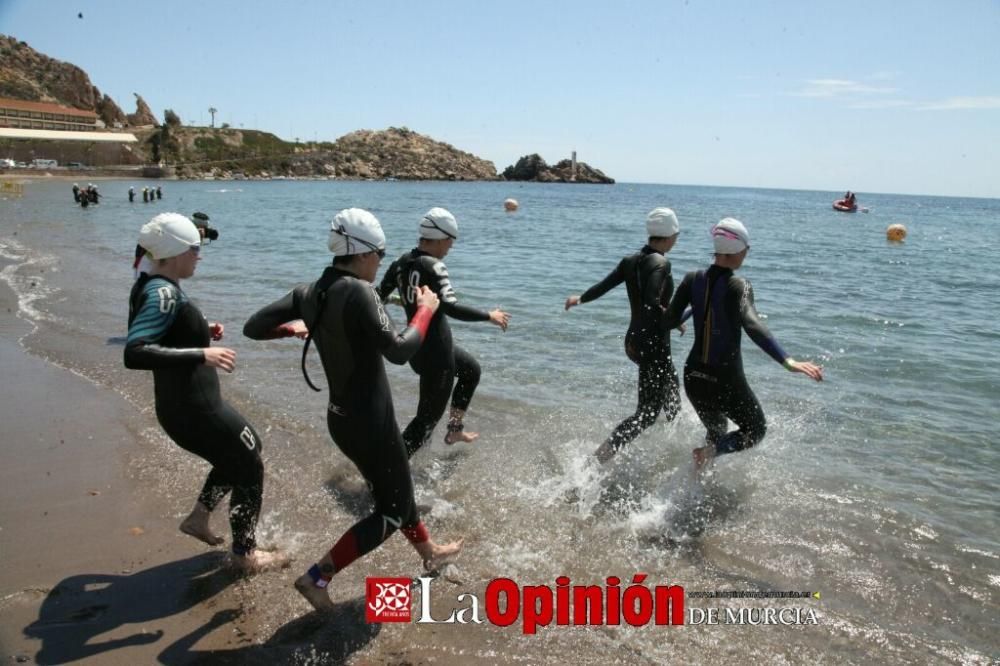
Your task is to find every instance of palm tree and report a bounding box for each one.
[208,107,217,128]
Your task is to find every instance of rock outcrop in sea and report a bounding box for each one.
[502,153,614,184]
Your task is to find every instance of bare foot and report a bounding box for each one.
[692,445,716,473]
[232,549,293,575]
[593,440,616,464]
[445,430,479,445]
[179,515,224,546]
[294,573,335,611]
[423,538,464,571]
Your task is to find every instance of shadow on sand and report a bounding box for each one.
[23,552,234,665]
[156,597,378,665]
[23,553,379,665]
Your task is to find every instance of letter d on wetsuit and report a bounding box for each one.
[125,273,264,555]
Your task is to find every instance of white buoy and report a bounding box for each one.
[504,198,519,212]
[886,223,907,242]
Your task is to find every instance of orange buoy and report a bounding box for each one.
[504,198,519,212]
[886,224,907,242]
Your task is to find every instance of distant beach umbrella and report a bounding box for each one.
[504,198,519,212]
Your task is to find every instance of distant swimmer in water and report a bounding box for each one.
[377,208,510,456]
[565,208,684,463]
[661,218,823,472]
[128,186,135,203]
[124,213,289,574]
[243,208,463,612]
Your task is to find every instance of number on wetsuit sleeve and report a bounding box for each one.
[406,269,421,305]
[156,286,177,314]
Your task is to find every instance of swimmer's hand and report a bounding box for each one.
[785,359,824,382]
[279,320,309,339]
[208,322,224,341]
[564,295,581,311]
[204,347,237,373]
[489,308,511,331]
[416,285,439,313]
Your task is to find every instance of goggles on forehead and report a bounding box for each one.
[334,226,386,258]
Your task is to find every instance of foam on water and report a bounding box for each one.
[3,179,998,661]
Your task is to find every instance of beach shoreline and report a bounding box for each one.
[0,274,265,663]
[0,258,514,665]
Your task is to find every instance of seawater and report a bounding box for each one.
[1,179,998,663]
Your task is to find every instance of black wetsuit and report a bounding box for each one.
[377,249,489,457]
[663,265,788,455]
[125,274,263,555]
[243,266,433,573]
[580,245,681,455]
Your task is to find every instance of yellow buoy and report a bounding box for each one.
[886,223,907,242]
[504,198,519,212]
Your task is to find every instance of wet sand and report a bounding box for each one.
[0,279,383,665]
[0,278,244,663]
[0,276,532,665]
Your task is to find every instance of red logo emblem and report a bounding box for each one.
[366,577,413,623]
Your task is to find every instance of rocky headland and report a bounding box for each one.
[1,34,613,183]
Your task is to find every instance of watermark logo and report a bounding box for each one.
[364,575,821,631]
[366,577,412,623]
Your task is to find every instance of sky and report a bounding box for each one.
[1,0,998,197]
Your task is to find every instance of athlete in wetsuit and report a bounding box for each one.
[662,218,823,470]
[242,208,462,612]
[566,208,683,463]
[124,213,286,573]
[377,207,510,456]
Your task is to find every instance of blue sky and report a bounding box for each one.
[2,1,998,197]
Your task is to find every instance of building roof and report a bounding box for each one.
[0,97,98,119]
[0,128,137,143]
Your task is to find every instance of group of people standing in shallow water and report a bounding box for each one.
[123,204,823,612]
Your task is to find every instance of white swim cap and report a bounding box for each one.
[138,213,201,260]
[419,207,458,240]
[712,218,750,254]
[647,207,679,237]
[328,208,386,256]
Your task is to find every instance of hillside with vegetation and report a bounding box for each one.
[139,124,499,180]
[2,34,613,183]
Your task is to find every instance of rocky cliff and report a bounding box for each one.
[147,126,499,181]
[127,93,159,126]
[326,127,497,180]
[502,153,614,184]
[1,35,614,183]
[0,34,144,126]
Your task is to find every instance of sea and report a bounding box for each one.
[1,178,998,664]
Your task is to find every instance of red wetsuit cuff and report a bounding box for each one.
[409,306,434,341]
[401,522,430,544]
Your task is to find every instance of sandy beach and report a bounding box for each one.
[0,267,524,665]
[0,278,391,664]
